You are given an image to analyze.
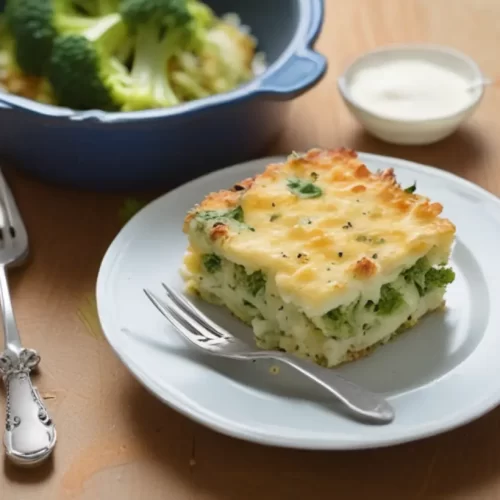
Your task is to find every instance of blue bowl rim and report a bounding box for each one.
[0,0,326,124]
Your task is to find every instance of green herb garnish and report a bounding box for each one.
[404,182,417,194]
[287,178,323,199]
[195,205,254,232]
[227,205,244,222]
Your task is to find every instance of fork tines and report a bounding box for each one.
[143,285,231,351]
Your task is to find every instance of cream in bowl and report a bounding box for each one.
[337,44,486,145]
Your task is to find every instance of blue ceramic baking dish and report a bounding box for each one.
[0,0,326,191]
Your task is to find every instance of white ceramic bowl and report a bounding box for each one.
[337,44,486,145]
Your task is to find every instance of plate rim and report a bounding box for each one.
[96,151,500,450]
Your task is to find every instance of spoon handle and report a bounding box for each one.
[0,348,57,466]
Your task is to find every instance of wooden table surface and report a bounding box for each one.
[3,1,500,498]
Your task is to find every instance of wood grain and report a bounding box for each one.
[3,1,500,498]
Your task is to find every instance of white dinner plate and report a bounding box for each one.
[97,152,500,450]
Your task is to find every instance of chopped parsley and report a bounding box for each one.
[195,205,254,232]
[270,214,281,222]
[287,177,323,199]
[196,206,242,223]
[227,205,244,222]
[404,182,417,194]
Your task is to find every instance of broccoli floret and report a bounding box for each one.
[377,284,405,315]
[48,13,129,110]
[366,284,405,316]
[202,253,221,274]
[72,0,120,16]
[246,270,266,296]
[234,265,266,296]
[323,300,359,338]
[193,206,255,234]
[424,267,455,292]
[119,0,198,109]
[403,257,431,296]
[5,0,97,76]
[187,0,214,29]
[403,258,455,295]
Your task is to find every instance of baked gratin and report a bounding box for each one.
[181,148,456,367]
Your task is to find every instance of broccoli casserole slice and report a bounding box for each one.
[181,148,456,367]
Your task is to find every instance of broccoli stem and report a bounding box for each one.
[57,14,98,33]
[83,13,125,49]
[130,26,180,106]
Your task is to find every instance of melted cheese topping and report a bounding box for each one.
[183,148,456,317]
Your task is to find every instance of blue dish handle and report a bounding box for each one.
[255,0,327,99]
[255,50,327,99]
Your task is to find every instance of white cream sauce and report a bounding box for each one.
[348,59,474,120]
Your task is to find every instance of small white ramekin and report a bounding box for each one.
[337,44,487,145]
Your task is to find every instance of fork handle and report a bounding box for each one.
[280,356,395,424]
[0,265,22,351]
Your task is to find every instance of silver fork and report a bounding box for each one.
[144,284,395,425]
[0,170,56,466]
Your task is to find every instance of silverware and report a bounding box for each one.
[0,170,56,466]
[144,283,395,425]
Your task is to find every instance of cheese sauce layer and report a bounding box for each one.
[183,148,456,317]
